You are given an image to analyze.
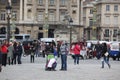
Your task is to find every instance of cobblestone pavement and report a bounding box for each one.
[0,55,120,80]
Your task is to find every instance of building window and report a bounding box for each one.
[113,39,116,41]
[39,27,43,30]
[27,9,32,19]
[38,0,43,5]
[114,5,118,11]
[12,11,17,21]
[27,0,32,2]
[90,9,93,14]
[72,10,76,14]
[12,0,17,3]
[60,0,66,5]
[113,29,117,37]
[104,29,109,37]
[114,16,118,25]
[106,5,110,11]
[38,12,43,21]
[0,0,5,4]
[0,11,6,21]
[49,0,54,5]
[105,16,110,24]
[60,11,65,21]
[72,0,77,3]
[49,11,55,21]
[27,30,31,34]
[89,19,93,26]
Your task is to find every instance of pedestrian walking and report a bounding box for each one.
[0,42,2,72]
[95,41,102,59]
[33,40,40,57]
[12,41,17,64]
[7,42,14,65]
[101,43,111,68]
[30,44,35,63]
[60,41,68,71]
[1,40,8,66]
[40,41,46,58]
[16,42,23,64]
[73,42,80,65]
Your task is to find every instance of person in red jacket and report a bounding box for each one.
[73,42,80,65]
[1,40,8,66]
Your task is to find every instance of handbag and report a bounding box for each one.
[104,52,109,56]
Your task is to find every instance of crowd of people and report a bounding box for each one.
[0,39,66,72]
[0,39,112,72]
[70,41,111,68]
[0,40,23,72]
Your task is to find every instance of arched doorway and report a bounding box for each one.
[0,27,19,34]
[14,28,19,34]
[0,27,6,34]
[38,32,43,39]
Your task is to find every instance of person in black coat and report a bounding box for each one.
[30,44,35,63]
[16,42,23,64]
[101,43,111,68]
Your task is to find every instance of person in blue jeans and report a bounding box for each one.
[73,42,80,65]
[101,43,111,68]
[60,41,68,71]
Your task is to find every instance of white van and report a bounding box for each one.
[0,34,7,40]
[40,38,55,43]
[14,34,30,42]
[0,34,30,42]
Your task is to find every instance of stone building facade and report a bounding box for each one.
[83,0,120,41]
[0,0,84,42]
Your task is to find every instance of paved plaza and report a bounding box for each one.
[0,56,120,80]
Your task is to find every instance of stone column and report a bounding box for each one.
[56,0,59,22]
[80,0,83,25]
[20,0,23,21]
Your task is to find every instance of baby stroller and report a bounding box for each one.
[45,54,57,71]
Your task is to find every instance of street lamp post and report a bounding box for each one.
[64,15,73,45]
[11,13,16,40]
[6,1,12,43]
[68,18,73,46]
[43,12,49,38]
[92,5,97,40]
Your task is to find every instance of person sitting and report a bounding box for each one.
[45,54,57,71]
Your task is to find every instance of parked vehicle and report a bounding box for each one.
[40,38,55,43]
[109,42,120,60]
[0,34,31,42]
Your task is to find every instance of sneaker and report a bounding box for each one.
[60,69,67,71]
[0,67,2,72]
[59,69,63,71]
[51,69,56,71]
[108,64,111,69]
[101,67,104,69]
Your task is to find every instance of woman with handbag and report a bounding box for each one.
[101,43,111,68]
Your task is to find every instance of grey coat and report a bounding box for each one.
[7,45,14,58]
